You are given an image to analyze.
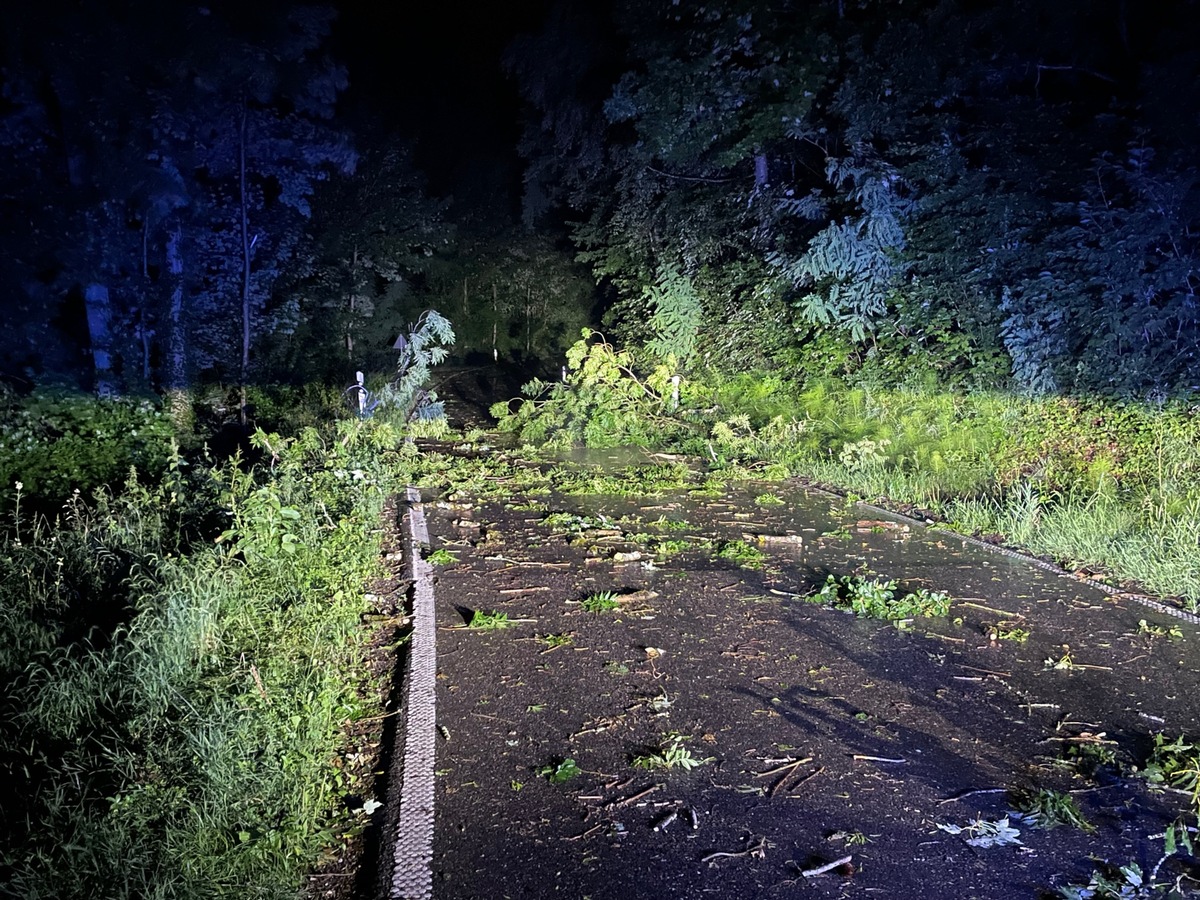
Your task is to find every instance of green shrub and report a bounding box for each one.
[0,390,174,509]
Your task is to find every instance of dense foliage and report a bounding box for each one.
[509,0,1200,396]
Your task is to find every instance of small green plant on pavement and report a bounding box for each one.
[1010,787,1095,833]
[715,539,767,569]
[1140,734,1200,817]
[1138,619,1184,640]
[1060,822,1195,898]
[632,733,709,772]
[468,609,515,631]
[985,620,1031,642]
[755,492,785,507]
[426,548,457,565]
[581,590,621,613]
[537,757,582,784]
[812,574,952,620]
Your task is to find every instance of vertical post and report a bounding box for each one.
[238,99,252,426]
[356,370,366,418]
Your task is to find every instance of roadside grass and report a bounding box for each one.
[0,396,406,899]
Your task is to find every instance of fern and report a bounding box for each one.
[771,156,912,341]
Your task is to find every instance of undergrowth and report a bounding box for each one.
[0,397,409,899]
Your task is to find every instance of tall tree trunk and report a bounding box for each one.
[164,222,192,430]
[83,282,117,397]
[346,246,358,361]
[238,99,251,425]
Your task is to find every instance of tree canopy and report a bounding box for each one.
[508,0,1200,395]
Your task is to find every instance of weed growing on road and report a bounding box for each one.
[654,538,695,559]
[1138,619,1184,640]
[1058,823,1194,900]
[581,591,620,613]
[543,511,612,534]
[985,620,1031,642]
[1140,734,1200,817]
[716,539,768,569]
[813,575,952,620]
[632,733,709,772]
[1010,788,1095,833]
[1063,741,1120,778]
[538,632,573,649]
[650,515,692,531]
[537,758,582,784]
[426,548,457,565]
[1045,645,1078,670]
[1058,863,1153,900]
[755,492,785,507]
[468,609,516,630]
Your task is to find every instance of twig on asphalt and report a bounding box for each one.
[762,758,813,797]
[754,757,812,778]
[653,810,679,832]
[786,765,826,793]
[701,836,768,864]
[801,854,853,877]
[565,824,605,842]
[937,787,1007,805]
[958,664,1011,677]
[606,783,663,809]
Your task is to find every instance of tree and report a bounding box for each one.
[0,2,357,405]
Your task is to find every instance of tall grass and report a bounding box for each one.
[708,382,1200,607]
[0,405,406,899]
